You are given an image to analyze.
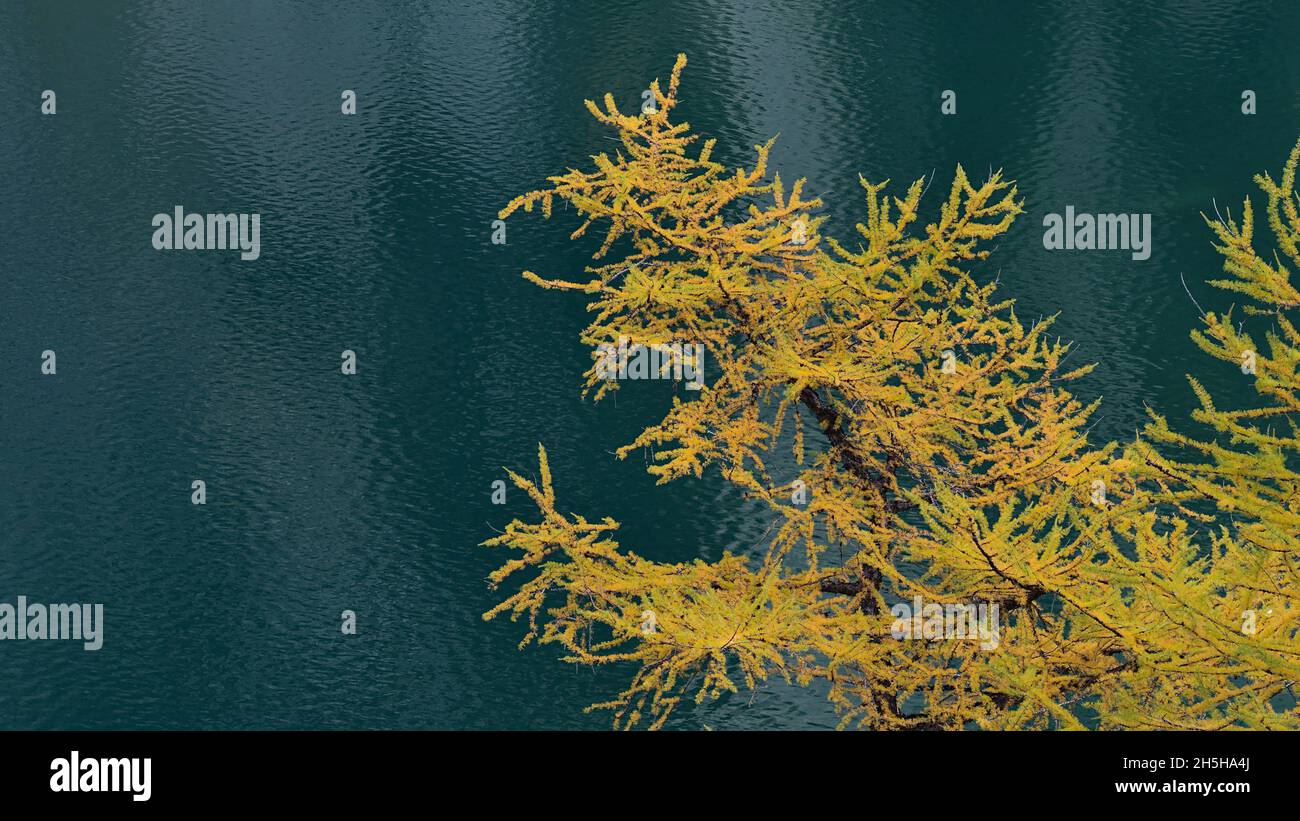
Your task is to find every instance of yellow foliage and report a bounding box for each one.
[484,55,1299,729]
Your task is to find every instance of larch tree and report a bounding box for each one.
[482,55,1299,730]
[1122,139,1300,729]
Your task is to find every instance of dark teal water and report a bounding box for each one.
[1,1,1297,729]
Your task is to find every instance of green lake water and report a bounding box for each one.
[1,0,1297,728]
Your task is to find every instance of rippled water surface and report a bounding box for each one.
[1,1,1298,728]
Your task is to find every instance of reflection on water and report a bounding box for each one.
[0,0,1296,728]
